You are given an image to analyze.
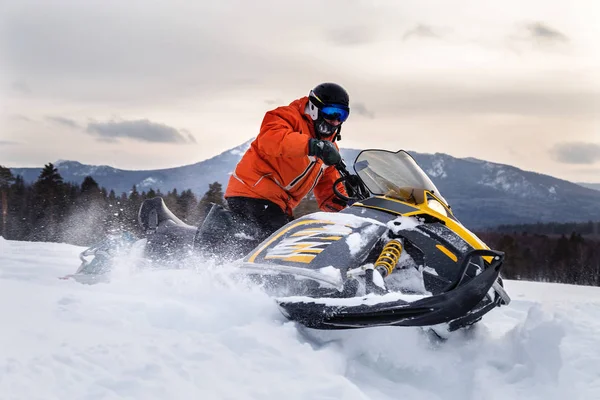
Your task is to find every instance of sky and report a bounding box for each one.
[1,0,599,183]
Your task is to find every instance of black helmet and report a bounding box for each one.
[307,83,350,140]
[309,83,350,108]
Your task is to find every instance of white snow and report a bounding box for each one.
[427,158,447,179]
[318,266,343,283]
[229,140,253,157]
[1,239,600,400]
[386,216,422,235]
[234,232,255,240]
[306,211,386,229]
[139,177,159,188]
[346,225,381,256]
[279,290,427,307]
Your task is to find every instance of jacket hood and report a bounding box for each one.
[289,96,310,114]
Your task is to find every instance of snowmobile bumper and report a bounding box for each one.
[277,249,508,331]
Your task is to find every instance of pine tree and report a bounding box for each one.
[121,185,142,233]
[178,189,199,223]
[197,182,225,222]
[164,189,182,217]
[81,176,101,195]
[31,163,67,241]
[0,166,15,238]
[7,175,28,240]
[129,185,140,203]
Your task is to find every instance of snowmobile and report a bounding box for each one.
[65,149,511,332]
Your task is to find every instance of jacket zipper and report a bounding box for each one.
[285,159,316,190]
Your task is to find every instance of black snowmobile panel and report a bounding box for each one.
[354,196,419,216]
[338,204,401,224]
[277,249,505,330]
[390,223,479,294]
[341,205,488,296]
[243,215,388,272]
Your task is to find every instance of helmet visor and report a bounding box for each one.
[321,105,350,123]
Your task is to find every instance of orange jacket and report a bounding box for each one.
[225,96,347,216]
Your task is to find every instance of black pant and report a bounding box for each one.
[226,197,291,244]
[195,197,291,260]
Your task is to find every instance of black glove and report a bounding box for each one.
[308,139,341,166]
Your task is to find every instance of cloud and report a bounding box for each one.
[375,84,599,118]
[86,119,195,144]
[10,80,31,94]
[403,24,441,41]
[0,0,395,106]
[0,1,325,104]
[525,22,569,43]
[0,140,19,146]
[46,116,80,129]
[326,26,378,46]
[178,129,197,143]
[550,142,600,164]
[96,137,119,144]
[351,102,375,119]
[8,114,34,122]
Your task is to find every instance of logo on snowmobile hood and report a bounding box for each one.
[248,219,352,264]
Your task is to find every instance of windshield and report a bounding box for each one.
[353,150,448,206]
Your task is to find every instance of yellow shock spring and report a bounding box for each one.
[374,239,403,277]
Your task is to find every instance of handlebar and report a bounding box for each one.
[333,161,371,203]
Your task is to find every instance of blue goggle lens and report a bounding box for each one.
[321,105,349,123]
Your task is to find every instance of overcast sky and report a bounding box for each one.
[1,0,599,183]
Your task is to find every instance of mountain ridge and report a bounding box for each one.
[9,142,600,228]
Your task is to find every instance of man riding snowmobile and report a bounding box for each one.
[222,82,352,255]
[69,148,511,334]
[64,85,512,334]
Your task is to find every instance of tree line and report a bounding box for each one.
[0,163,321,247]
[1,163,599,286]
[477,220,600,287]
[493,220,600,237]
[478,231,600,287]
[0,163,230,246]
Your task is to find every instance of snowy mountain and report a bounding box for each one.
[9,141,600,228]
[1,237,598,400]
[578,182,600,191]
[10,139,255,197]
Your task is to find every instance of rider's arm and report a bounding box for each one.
[314,165,348,212]
[255,107,310,158]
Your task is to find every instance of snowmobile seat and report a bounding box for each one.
[194,203,235,248]
[193,202,256,259]
[138,196,194,233]
[138,197,198,260]
[194,202,270,260]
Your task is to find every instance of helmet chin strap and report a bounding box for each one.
[335,125,342,142]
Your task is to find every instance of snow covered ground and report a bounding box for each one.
[1,237,599,400]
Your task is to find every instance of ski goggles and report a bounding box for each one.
[320,105,350,123]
